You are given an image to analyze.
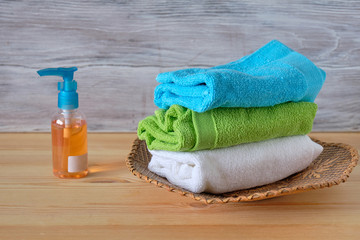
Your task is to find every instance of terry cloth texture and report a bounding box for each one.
[148,135,324,194]
[138,102,317,152]
[154,40,326,112]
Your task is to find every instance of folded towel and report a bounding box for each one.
[149,135,323,194]
[138,102,317,152]
[154,40,326,112]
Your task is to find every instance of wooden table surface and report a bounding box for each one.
[1,132,359,239]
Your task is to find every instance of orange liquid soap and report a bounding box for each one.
[38,67,88,179]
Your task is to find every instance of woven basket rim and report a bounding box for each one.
[125,137,359,204]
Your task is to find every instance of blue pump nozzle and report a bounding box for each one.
[37,67,79,110]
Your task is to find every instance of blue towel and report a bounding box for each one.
[154,40,326,112]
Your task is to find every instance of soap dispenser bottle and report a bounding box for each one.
[37,67,88,178]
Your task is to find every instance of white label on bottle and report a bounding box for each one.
[68,153,88,173]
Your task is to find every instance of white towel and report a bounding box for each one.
[148,135,323,194]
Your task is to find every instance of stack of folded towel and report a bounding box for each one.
[138,40,326,194]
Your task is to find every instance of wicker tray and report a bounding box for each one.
[126,138,359,203]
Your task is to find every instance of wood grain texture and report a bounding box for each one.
[0,132,359,239]
[0,1,359,132]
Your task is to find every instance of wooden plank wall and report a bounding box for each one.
[0,0,359,132]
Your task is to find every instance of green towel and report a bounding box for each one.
[138,102,317,152]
